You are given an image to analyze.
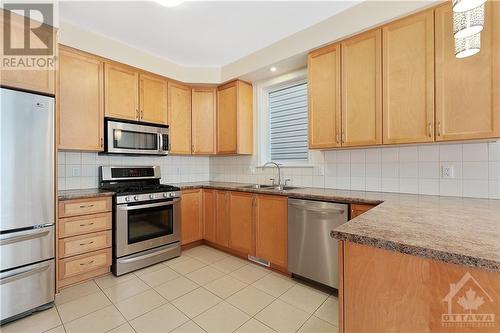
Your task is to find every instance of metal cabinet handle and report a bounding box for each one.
[79,241,94,246]
[341,132,345,143]
[136,109,139,119]
[437,122,442,137]
[79,260,95,266]
[79,204,94,209]
[0,261,51,284]
[140,110,144,119]
[100,138,103,148]
[428,122,432,137]
[79,222,95,227]
[335,133,340,144]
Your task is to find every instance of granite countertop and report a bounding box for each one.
[176,181,500,273]
[58,188,115,201]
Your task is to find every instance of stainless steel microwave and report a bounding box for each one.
[104,118,169,155]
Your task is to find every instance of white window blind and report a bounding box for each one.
[269,82,308,162]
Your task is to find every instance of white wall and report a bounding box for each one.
[209,141,500,199]
[57,152,209,191]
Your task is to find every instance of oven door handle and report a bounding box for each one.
[118,199,180,211]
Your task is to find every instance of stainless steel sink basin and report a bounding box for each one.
[241,184,275,189]
[274,186,300,191]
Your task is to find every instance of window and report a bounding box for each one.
[268,81,308,163]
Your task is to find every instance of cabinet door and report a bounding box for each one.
[341,29,382,147]
[202,189,217,243]
[215,190,229,247]
[383,10,434,144]
[255,195,287,268]
[139,73,167,125]
[104,63,139,121]
[168,82,192,154]
[217,83,238,154]
[308,43,341,149]
[192,87,216,154]
[181,189,202,245]
[350,203,376,219]
[236,81,253,155]
[435,2,500,141]
[0,11,55,95]
[58,46,103,151]
[228,192,255,255]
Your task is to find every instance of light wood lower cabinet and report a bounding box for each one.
[202,189,217,243]
[340,241,500,333]
[57,195,113,291]
[180,189,203,245]
[382,10,435,144]
[228,192,255,256]
[58,46,104,151]
[350,203,376,219]
[215,190,230,247]
[255,195,288,268]
[435,2,500,141]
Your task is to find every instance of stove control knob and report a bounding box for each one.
[124,196,130,202]
[163,193,168,198]
[168,192,175,198]
[133,195,139,201]
[149,194,154,199]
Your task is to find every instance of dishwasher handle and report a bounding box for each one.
[289,200,345,215]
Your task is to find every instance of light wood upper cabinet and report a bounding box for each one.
[168,82,192,154]
[202,189,217,243]
[341,29,382,147]
[0,10,55,95]
[192,87,217,155]
[435,2,500,141]
[58,46,104,151]
[382,10,435,144]
[104,62,139,121]
[215,190,229,247]
[139,73,168,125]
[228,192,255,256]
[217,80,253,155]
[181,189,203,245]
[308,43,341,149]
[255,194,288,268]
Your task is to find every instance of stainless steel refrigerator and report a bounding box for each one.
[0,88,55,324]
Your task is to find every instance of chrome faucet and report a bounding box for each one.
[264,162,282,187]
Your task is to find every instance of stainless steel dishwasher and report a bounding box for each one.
[288,198,348,289]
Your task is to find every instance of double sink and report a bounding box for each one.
[239,184,300,191]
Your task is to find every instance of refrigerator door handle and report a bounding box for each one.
[0,261,51,284]
[0,228,52,246]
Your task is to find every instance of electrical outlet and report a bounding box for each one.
[71,167,81,177]
[442,165,454,179]
[249,166,256,174]
[318,165,325,176]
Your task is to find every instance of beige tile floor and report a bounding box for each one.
[1,245,339,333]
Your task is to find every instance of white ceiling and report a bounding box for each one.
[59,1,360,68]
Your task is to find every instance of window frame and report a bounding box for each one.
[256,68,311,168]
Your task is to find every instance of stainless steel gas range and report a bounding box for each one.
[99,166,181,276]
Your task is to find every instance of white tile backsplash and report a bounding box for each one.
[209,141,500,199]
[57,152,210,191]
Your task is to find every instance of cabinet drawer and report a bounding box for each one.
[58,231,111,258]
[58,248,111,280]
[58,197,112,218]
[58,212,112,238]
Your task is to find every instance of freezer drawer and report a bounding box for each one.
[0,260,55,323]
[288,199,348,289]
[0,226,55,271]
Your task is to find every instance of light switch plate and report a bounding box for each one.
[71,167,81,177]
[442,165,454,179]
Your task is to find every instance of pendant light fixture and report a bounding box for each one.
[453,3,484,38]
[455,32,481,58]
[452,0,486,12]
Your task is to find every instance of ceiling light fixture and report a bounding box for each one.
[452,0,486,12]
[154,0,185,8]
[270,67,277,72]
[455,32,481,58]
[453,3,484,38]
